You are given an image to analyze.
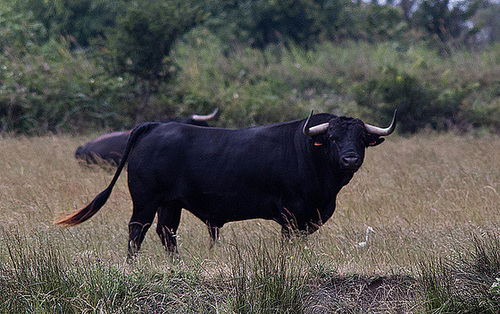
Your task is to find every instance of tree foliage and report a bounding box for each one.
[413,0,482,52]
[473,0,500,44]
[103,0,205,122]
[0,0,498,134]
[3,0,120,48]
[202,0,407,48]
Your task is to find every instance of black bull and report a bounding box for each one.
[74,109,218,165]
[56,110,397,256]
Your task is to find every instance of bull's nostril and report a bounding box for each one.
[342,156,359,168]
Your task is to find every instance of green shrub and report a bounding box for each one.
[4,0,121,48]
[353,66,436,133]
[0,0,47,54]
[419,232,500,313]
[467,98,500,132]
[224,239,310,312]
[351,66,480,133]
[0,39,135,134]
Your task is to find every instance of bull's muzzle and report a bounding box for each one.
[341,154,361,171]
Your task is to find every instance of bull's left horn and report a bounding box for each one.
[303,110,329,136]
[190,108,219,121]
[364,109,397,136]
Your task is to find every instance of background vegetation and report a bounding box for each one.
[0,134,498,312]
[1,0,499,135]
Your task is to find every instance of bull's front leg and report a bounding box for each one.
[304,199,337,235]
[207,222,220,249]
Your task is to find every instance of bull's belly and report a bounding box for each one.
[181,193,280,227]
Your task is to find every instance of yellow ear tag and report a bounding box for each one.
[314,142,323,146]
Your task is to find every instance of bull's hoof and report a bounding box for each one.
[127,254,136,264]
[127,240,141,262]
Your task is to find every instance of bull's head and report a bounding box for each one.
[303,110,397,173]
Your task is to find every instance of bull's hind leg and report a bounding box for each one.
[156,204,182,254]
[128,198,160,258]
[207,223,220,249]
[128,221,151,256]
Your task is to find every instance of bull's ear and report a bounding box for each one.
[366,135,385,147]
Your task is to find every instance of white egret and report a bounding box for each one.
[357,227,375,248]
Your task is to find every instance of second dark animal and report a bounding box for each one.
[75,108,218,165]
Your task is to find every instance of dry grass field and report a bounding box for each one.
[1,133,499,312]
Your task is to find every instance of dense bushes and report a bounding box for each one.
[0,39,135,134]
[352,66,473,133]
[0,0,499,134]
[172,37,500,133]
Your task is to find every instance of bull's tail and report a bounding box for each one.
[55,122,161,227]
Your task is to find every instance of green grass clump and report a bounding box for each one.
[0,227,222,313]
[420,232,500,313]
[223,239,310,312]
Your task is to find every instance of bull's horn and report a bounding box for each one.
[303,110,329,136]
[364,109,397,136]
[190,108,219,121]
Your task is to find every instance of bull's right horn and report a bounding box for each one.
[190,108,219,121]
[364,109,397,136]
[303,110,329,136]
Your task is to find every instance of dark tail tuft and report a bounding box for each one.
[55,186,112,227]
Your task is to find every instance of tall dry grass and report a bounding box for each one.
[0,133,499,312]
